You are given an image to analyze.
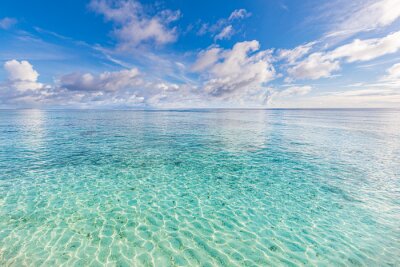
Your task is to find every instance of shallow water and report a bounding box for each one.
[0,109,399,266]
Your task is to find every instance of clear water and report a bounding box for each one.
[0,109,399,266]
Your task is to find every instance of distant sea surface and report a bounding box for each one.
[0,109,399,266]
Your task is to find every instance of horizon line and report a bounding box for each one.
[1,107,399,111]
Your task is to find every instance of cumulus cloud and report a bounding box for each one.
[89,0,180,48]
[5,60,38,81]
[288,31,400,80]
[3,60,44,91]
[1,53,273,108]
[55,68,198,108]
[59,68,141,92]
[1,61,193,108]
[0,57,198,108]
[0,17,17,30]
[328,0,400,37]
[0,60,55,108]
[192,40,275,97]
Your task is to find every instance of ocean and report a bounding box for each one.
[0,109,399,266]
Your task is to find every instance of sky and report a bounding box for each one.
[0,0,400,109]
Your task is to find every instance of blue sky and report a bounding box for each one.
[1,0,400,108]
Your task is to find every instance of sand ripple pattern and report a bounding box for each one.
[0,109,399,266]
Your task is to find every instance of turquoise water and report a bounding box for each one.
[0,109,399,266]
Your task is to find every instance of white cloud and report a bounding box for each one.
[89,0,180,48]
[0,63,193,108]
[193,40,275,97]
[3,60,44,91]
[0,17,17,30]
[381,62,400,81]
[229,9,251,20]
[155,82,180,91]
[191,47,221,72]
[343,63,400,89]
[283,0,400,83]
[287,53,340,80]
[269,90,400,108]
[52,68,199,108]
[278,42,315,64]
[330,31,400,62]
[4,60,38,81]
[288,31,400,80]
[267,86,312,105]
[214,25,234,41]
[329,0,400,37]
[60,68,141,92]
[196,8,250,41]
[330,88,396,97]
[275,86,312,97]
